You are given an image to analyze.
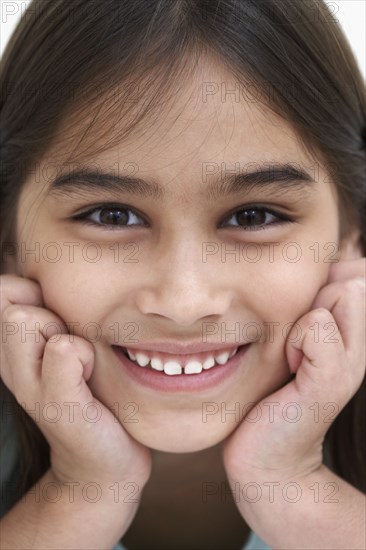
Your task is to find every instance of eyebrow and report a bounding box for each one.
[47,163,315,201]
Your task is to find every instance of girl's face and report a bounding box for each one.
[14,60,360,452]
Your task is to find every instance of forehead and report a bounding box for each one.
[41,56,316,180]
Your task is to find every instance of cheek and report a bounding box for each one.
[251,257,329,350]
[26,258,111,333]
[221,258,330,403]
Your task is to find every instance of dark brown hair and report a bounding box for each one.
[1,0,365,519]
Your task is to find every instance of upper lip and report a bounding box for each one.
[118,341,249,355]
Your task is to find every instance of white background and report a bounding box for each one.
[1,0,365,79]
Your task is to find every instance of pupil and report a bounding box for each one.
[237,209,265,226]
[100,208,128,225]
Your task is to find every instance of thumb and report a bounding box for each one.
[285,308,343,401]
[42,334,95,405]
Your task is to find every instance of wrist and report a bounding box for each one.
[0,468,144,550]
[47,468,147,511]
[225,463,324,521]
[44,469,143,542]
[227,465,366,549]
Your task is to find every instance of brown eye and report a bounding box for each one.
[236,209,266,227]
[73,204,146,229]
[99,207,129,225]
[222,206,293,231]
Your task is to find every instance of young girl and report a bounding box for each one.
[1,0,365,548]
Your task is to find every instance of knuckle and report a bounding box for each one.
[0,274,42,302]
[308,307,332,323]
[45,334,74,355]
[2,304,32,324]
[354,276,366,292]
[74,335,95,354]
[345,277,365,293]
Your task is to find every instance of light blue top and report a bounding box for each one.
[111,530,270,550]
[0,402,271,549]
[111,529,270,550]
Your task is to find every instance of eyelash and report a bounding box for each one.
[71,203,295,232]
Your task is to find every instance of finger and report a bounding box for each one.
[285,308,347,401]
[1,275,44,388]
[0,275,44,315]
[1,305,68,396]
[41,334,95,405]
[327,257,366,285]
[310,278,366,373]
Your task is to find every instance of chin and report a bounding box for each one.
[121,417,233,453]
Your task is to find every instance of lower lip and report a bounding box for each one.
[112,344,251,393]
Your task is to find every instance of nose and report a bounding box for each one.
[135,243,233,327]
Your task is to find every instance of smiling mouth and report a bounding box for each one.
[118,344,248,376]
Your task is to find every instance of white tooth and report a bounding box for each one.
[184,361,203,374]
[126,349,136,361]
[163,361,182,375]
[202,356,215,370]
[150,357,164,371]
[135,352,150,367]
[229,347,239,358]
[215,351,230,365]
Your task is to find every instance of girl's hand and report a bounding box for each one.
[222,257,366,482]
[1,274,152,490]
